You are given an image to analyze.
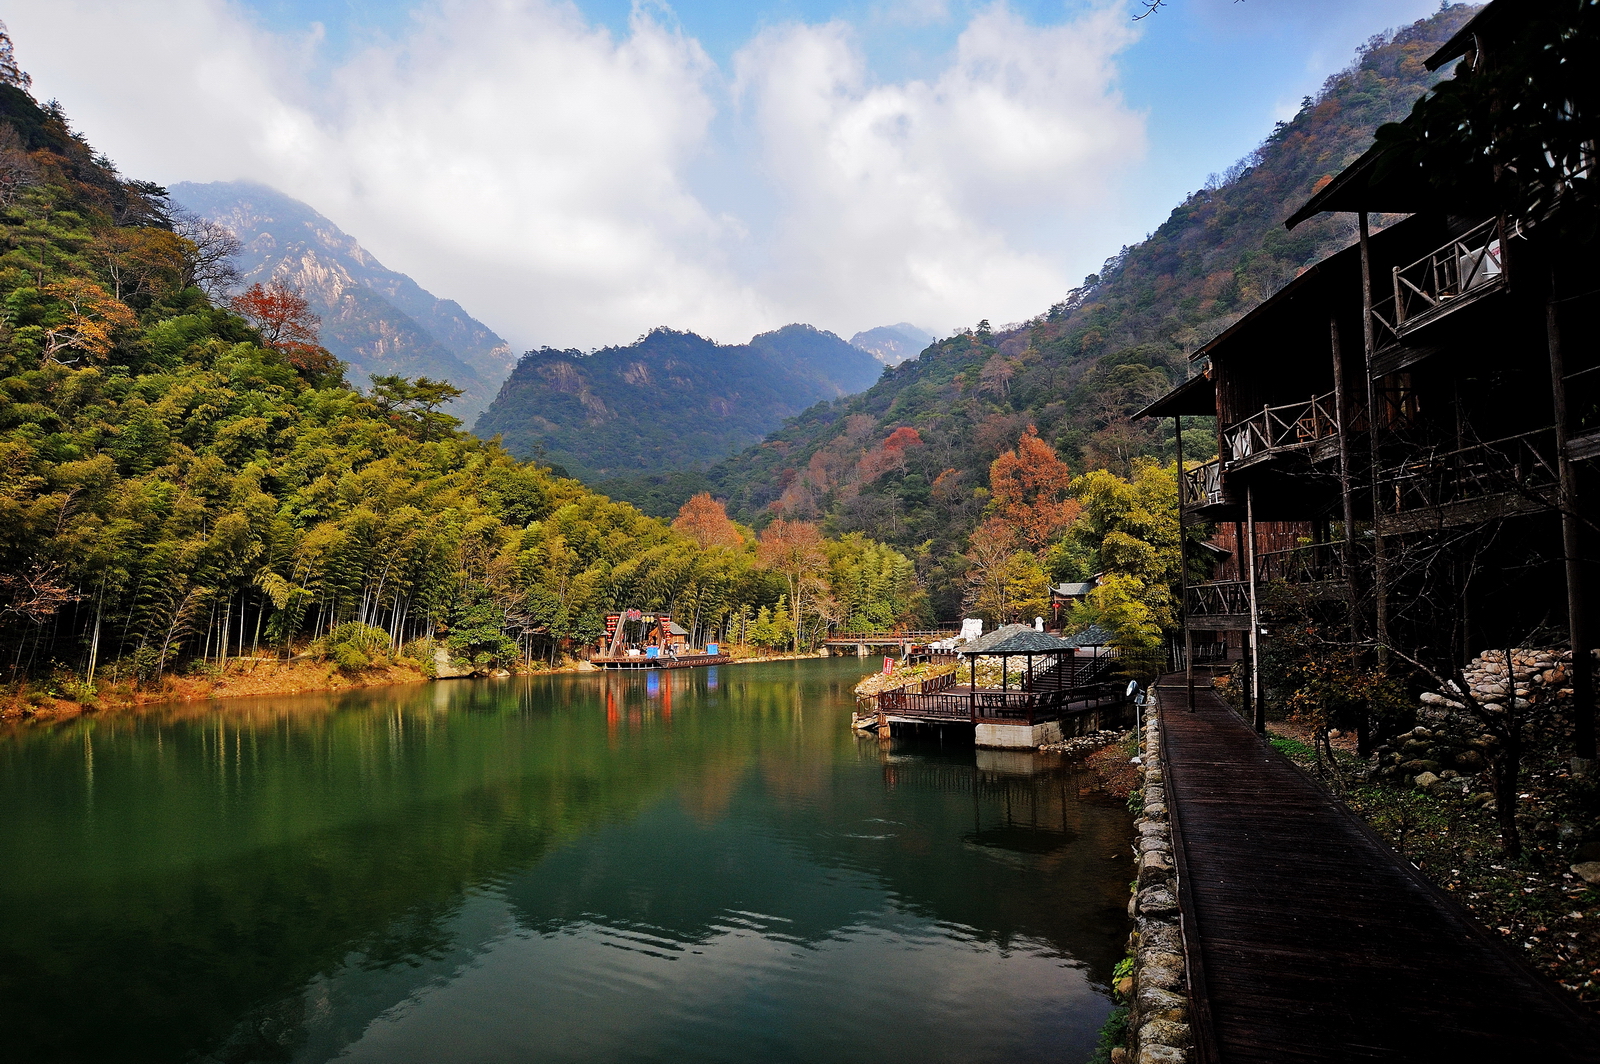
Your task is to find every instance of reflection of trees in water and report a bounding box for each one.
[0,661,1128,1062]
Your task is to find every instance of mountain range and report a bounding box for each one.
[473,324,885,480]
[170,181,515,423]
[590,5,1475,616]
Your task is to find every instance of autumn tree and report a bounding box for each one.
[230,281,338,378]
[987,425,1080,551]
[41,279,137,364]
[756,519,828,653]
[673,492,743,549]
[962,520,1049,626]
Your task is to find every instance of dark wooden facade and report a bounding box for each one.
[1141,0,1600,758]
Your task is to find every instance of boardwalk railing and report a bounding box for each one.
[879,681,1124,725]
[1371,217,1505,346]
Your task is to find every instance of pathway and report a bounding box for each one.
[1156,680,1600,1063]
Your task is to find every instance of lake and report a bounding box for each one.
[0,658,1133,1064]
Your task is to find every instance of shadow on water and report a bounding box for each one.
[0,659,1132,1064]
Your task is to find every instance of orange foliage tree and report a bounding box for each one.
[987,425,1080,551]
[41,279,137,364]
[756,519,828,653]
[673,492,742,549]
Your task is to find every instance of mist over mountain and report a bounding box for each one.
[850,323,935,367]
[474,324,884,481]
[170,181,514,423]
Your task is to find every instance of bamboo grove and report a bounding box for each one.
[0,82,925,689]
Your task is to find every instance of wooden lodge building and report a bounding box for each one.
[1139,0,1600,762]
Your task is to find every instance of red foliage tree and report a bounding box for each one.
[230,282,338,377]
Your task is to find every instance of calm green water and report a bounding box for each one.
[0,659,1132,1064]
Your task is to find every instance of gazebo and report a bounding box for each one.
[957,623,1079,706]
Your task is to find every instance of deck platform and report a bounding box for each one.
[589,652,731,671]
[1156,680,1600,1062]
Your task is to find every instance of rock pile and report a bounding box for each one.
[1368,648,1584,802]
[1038,728,1124,757]
[1115,707,1191,1064]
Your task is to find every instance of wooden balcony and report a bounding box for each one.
[1186,543,1349,629]
[1222,392,1343,470]
[1376,428,1559,533]
[1371,218,1505,350]
[1181,458,1227,510]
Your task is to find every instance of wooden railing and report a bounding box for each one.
[1223,392,1340,465]
[1181,458,1226,509]
[1371,218,1504,345]
[1377,428,1559,516]
[878,681,1124,725]
[1188,543,1348,618]
[824,629,957,644]
[1255,542,1348,584]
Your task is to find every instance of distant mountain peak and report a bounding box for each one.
[170,180,514,424]
[850,323,934,366]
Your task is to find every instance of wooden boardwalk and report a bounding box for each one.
[1157,680,1600,1063]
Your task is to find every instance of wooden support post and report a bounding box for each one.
[1548,285,1595,769]
[1330,313,1361,665]
[1176,413,1195,710]
[1248,483,1264,734]
[1359,211,1390,664]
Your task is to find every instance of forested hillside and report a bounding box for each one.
[683,5,1474,615]
[475,324,884,480]
[172,181,515,423]
[0,69,923,699]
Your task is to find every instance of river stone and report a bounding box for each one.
[1140,1019,1192,1049]
[1138,962,1182,991]
[1140,851,1174,878]
[1138,887,1178,916]
[1144,786,1166,805]
[1137,1042,1188,1064]
[1143,802,1169,819]
[1135,984,1188,1019]
[1571,862,1600,885]
[1143,925,1183,952]
[1139,821,1170,837]
[1413,771,1439,791]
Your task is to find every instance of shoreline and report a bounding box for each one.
[2,649,844,726]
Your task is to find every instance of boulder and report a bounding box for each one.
[1571,862,1600,885]
[1413,771,1440,792]
[433,646,476,679]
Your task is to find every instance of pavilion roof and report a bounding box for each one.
[959,624,1077,655]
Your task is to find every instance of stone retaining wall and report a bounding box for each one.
[1117,702,1192,1064]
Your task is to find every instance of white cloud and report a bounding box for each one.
[733,3,1144,333]
[5,0,1144,348]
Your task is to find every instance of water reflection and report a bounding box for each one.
[0,660,1131,1064]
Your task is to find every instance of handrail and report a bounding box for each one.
[1181,458,1225,508]
[1376,427,1559,515]
[1374,218,1504,345]
[1222,392,1340,465]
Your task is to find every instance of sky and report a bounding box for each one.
[6,0,1445,352]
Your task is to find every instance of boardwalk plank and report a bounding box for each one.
[1157,681,1600,1063]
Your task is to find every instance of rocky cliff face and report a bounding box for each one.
[849,323,934,366]
[170,181,514,424]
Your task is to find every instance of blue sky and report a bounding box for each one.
[10,0,1445,348]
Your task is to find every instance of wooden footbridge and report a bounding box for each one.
[823,630,956,655]
[1156,679,1600,1062]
